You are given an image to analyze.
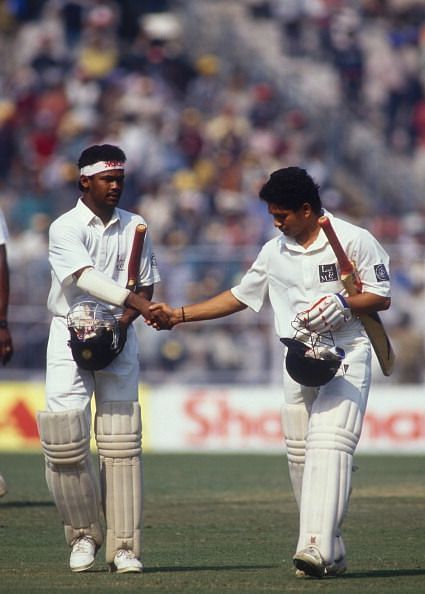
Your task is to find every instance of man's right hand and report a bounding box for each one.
[147,303,180,330]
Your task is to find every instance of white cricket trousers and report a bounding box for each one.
[282,334,371,563]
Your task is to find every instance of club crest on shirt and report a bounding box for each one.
[319,263,338,283]
[374,264,389,281]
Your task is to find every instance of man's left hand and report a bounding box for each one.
[296,293,352,333]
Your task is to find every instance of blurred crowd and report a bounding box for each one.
[0,0,424,383]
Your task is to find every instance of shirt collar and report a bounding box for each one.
[76,198,121,228]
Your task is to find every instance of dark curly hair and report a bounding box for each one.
[77,144,126,169]
[259,167,322,214]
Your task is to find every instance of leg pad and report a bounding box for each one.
[37,409,103,547]
[95,401,142,563]
[281,404,309,509]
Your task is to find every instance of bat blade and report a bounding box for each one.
[127,223,147,291]
[319,215,395,376]
[339,272,395,376]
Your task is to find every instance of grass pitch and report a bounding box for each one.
[0,453,425,593]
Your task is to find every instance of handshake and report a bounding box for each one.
[146,302,181,331]
[125,288,245,331]
[123,291,181,331]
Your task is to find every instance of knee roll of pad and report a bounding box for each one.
[281,404,309,465]
[307,399,363,456]
[96,401,141,458]
[38,408,89,466]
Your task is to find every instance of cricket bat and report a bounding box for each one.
[319,215,395,376]
[126,223,147,291]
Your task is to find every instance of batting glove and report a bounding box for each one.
[297,293,352,333]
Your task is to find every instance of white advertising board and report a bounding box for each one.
[143,384,425,454]
[0,382,423,454]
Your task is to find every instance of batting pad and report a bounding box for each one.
[297,399,362,563]
[95,401,142,563]
[281,404,309,509]
[37,409,104,547]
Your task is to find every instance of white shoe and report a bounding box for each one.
[111,549,143,574]
[295,555,347,578]
[70,536,97,572]
[293,546,326,578]
[0,473,7,497]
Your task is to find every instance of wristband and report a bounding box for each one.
[0,320,7,329]
[335,293,349,309]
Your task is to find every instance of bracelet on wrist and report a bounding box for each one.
[0,320,8,329]
[181,306,186,323]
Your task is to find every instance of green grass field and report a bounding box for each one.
[1,453,425,594]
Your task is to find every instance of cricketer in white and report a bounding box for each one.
[148,167,391,579]
[0,207,13,497]
[37,144,164,574]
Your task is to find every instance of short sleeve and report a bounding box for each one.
[231,247,268,312]
[49,220,93,285]
[353,230,391,297]
[0,209,9,245]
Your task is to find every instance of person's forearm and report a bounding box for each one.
[147,290,247,330]
[124,291,153,320]
[121,286,154,325]
[179,290,246,323]
[345,292,390,315]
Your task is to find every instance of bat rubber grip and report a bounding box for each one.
[127,224,147,290]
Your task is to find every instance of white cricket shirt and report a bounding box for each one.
[47,198,160,317]
[231,212,391,339]
[0,209,9,245]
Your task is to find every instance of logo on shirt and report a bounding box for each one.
[374,264,389,282]
[319,263,338,283]
[151,253,158,269]
[116,257,125,271]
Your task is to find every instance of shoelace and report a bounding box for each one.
[73,537,94,553]
[115,549,136,560]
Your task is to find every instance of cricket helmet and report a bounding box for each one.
[67,300,125,371]
[280,322,345,387]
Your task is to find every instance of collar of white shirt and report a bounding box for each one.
[76,197,121,228]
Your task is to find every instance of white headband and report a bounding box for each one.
[80,160,125,176]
